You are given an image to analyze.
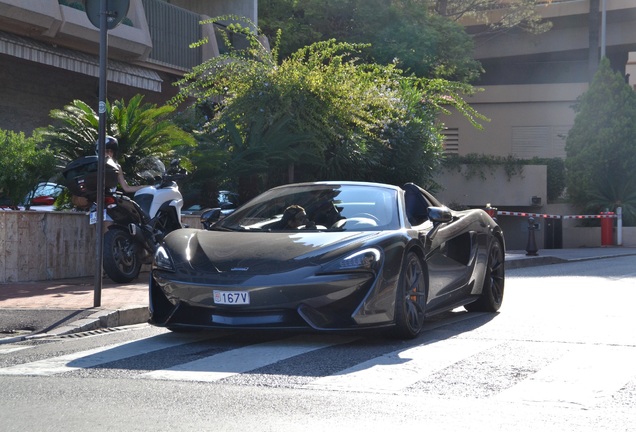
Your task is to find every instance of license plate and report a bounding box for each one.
[214,290,250,305]
[89,210,107,225]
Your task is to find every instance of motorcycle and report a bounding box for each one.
[63,156,187,283]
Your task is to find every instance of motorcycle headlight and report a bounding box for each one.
[322,248,383,274]
[153,245,175,272]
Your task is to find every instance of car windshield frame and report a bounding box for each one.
[214,183,400,232]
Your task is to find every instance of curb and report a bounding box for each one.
[49,305,150,336]
[505,256,566,269]
[505,251,636,270]
[0,306,149,345]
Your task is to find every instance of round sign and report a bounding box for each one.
[85,0,131,30]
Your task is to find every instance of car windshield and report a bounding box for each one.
[32,183,64,198]
[215,183,400,232]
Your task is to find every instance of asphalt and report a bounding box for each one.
[1,247,635,344]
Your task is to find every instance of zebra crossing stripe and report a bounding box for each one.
[305,337,500,393]
[495,344,636,408]
[139,334,357,382]
[0,333,211,376]
[0,346,33,354]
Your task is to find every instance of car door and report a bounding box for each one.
[403,184,478,311]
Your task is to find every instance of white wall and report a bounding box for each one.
[433,164,547,208]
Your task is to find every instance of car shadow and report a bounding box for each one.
[67,310,498,379]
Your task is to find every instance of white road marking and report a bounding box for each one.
[305,337,500,393]
[3,328,634,409]
[0,345,33,354]
[139,334,357,382]
[0,333,210,376]
[495,344,636,408]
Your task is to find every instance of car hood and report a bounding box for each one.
[163,228,383,275]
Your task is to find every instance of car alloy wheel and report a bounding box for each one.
[466,239,505,313]
[394,251,427,339]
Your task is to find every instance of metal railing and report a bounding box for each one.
[141,0,202,71]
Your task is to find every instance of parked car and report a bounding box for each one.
[23,182,66,211]
[0,182,66,211]
[149,181,505,339]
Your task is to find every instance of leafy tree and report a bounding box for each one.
[565,58,636,225]
[259,0,482,82]
[38,94,196,186]
[171,104,233,207]
[0,129,57,208]
[175,17,484,200]
[259,0,551,82]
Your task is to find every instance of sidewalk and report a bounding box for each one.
[0,275,150,343]
[1,247,635,343]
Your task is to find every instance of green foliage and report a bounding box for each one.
[441,154,525,181]
[587,172,636,225]
[38,95,196,186]
[258,0,482,82]
[565,58,636,225]
[58,0,85,11]
[175,18,484,199]
[0,129,57,207]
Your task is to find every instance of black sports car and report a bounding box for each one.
[149,181,505,338]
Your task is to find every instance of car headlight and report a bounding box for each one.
[153,245,175,272]
[322,248,383,274]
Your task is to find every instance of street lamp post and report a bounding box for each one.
[85,0,130,307]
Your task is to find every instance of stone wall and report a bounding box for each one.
[0,211,201,282]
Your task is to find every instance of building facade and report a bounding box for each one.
[0,0,257,133]
[434,0,636,248]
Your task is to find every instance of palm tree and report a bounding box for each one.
[587,172,636,226]
[39,95,196,185]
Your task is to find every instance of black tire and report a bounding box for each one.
[393,252,427,339]
[465,238,505,312]
[103,228,141,283]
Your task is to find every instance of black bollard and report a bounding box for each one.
[526,217,538,256]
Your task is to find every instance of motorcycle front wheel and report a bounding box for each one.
[103,228,142,283]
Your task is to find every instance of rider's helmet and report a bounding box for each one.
[97,135,119,157]
[104,136,118,156]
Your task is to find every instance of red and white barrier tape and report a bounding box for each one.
[561,214,618,219]
[496,211,617,219]
[496,211,561,219]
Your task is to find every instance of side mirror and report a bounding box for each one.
[428,206,452,225]
[426,206,452,241]
[200,208,222,230]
